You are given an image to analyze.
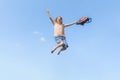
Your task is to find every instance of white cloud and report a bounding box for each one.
[33,31,40,35]
[40,37,46,42]
[33,31,43,36]
[33,31,46,42]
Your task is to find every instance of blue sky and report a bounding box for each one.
[0,0,120,80]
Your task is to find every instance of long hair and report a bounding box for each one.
[55,16,63,24]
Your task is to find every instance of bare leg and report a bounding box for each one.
[57,45,68,55]
[51,41,64,53]
[57,47,66,55]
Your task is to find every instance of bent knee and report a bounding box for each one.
[63,45,68,50]
[59,41,64,45]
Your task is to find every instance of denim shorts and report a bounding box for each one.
[54,36,68,48]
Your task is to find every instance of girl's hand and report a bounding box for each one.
[46,9,50,14]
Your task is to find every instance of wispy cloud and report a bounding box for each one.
[33,31,43,35]
[40,37,46,42]
[33,31,46,42]
[33,31,40,34]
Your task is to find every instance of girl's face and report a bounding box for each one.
[56,16,63,24]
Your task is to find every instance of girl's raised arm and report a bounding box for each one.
[46,9,55,25]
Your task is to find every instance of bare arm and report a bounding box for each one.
[64,21,78,27]
[46,9,55,25]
